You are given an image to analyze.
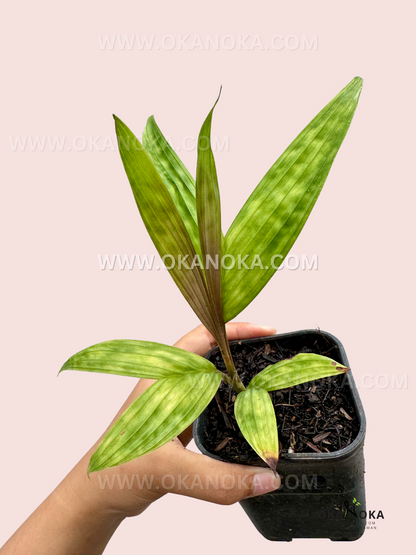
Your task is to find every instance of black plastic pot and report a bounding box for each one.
[194,329,366,542]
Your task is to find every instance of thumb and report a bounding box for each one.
[162,446,281,505]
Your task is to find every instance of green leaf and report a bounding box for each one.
[114,115,216,336]
[234,388,279,472]
[222,77,363,322]
[88,371,221,472]
[248,353,349,391]
[142,116,202,260]
[60,340,218,379]
[196,92,224,330]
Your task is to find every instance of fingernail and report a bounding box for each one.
[260,326,276,333]
[252,470,281,497]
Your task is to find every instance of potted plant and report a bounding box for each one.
[60,77,365,541]
[194,330,366,541]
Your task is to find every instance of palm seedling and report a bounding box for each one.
[60,77,363,474]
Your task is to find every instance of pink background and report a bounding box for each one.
[1,0,414,551]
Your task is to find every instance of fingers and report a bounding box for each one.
[161,444,280,504]
[225,322,276,342]
[174,322,276,357]
[173,325,216,356]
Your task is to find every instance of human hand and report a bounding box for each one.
[65,323,281,520]
[1,323,281,555]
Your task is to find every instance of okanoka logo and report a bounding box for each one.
[344,497,384,530]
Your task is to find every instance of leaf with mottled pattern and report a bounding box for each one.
[142,116,202,261]
[234,388,279,472]
[249,353,349,391]
[60,340,219,379]
[114,116,217,336]
[222,77,363,321]
[88,371,221,473]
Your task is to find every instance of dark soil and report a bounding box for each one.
[203,335,359,466]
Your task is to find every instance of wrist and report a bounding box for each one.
[58,453,128,524]
[2,459,125,555]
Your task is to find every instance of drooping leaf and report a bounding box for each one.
[222,77,363,322]
[248,353,349,391]
[196,92,224,331]
[88,371,221,473]
[234,388,279,472]
[60,340,218,379]
[114,116,216,335]
[142,116,201,260]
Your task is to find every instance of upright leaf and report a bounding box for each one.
[234,388,279,472]
[249,353,349,391]
[89,371,221,473]
[222,77,363,322]
[142,116,201,260]
[196,93,224,331]
[60,339,219,379]
[114,116,216,335]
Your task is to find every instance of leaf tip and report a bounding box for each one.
[58,360,71,376]
[113,114,125,133]
[350,76,363,99]
[332,360,350,373]
[87,457,100,476]
[263,451,279,474]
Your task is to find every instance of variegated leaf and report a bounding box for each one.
[60,340,218,379]
[196,92,224,330]
[142,116,202,261]
[222,77,363,322]
[249,353,349,391]
[234,388,279,472]
[88,371,221,473]
[114,116,217,335]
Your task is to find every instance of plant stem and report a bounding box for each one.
[219,340,246,393]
